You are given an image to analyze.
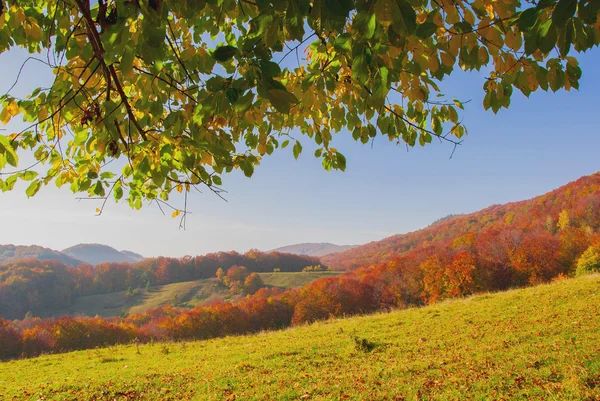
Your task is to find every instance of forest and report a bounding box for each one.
[1,172,599,361]
[0,250,321,320]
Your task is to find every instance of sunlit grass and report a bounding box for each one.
[2,275,599,400]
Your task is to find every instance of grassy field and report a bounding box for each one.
[47,271,340,318]
[2,274,599,400]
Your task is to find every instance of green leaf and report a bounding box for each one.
[114,186,124,201]
[233,92,255,113]
[260,59,282,78]
[121,50,135,76]
[226,88,241,104]
[93,181,105,197]
[352,13,377,39]
[558,21,575,56]
[453,99,464,109]
[21,171,38,181]
[517,8,540,31]
[552,0,577,27]
[293,140,302,159]
[212,46,238,62]
[391,0,417,35]
[0,135,18,167]
[334,33,352,52]
[324,0,354,17]
[415,22,438,38]
[351,54,370,85]
[212,175,223,185]
[373,66,389,99]
[336,153,346,171]
[453,21,473,34]
[26,180,42,197]
[536,20,558,53]
[267,89,299,114]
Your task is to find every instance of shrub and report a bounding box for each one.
[576,245,600,276]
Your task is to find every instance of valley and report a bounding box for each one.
[1,274,598,400]
[46,271,340,318]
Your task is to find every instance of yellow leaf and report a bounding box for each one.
[427,55,439,73]
[7,100,19,116]
[200,152,214,165]
[463,10,475,26]
[172,209,181,218]
[478,47,489,64]
[181,46,196,60]
[0,108,10,125]
[485,27,504,49]
[28,22,42,41]
[445,6,460,24]
[38,106,48,122]
[257,143,267,155]
[16,9,26,25]
[505,29,522,52]
[440,52,454,67]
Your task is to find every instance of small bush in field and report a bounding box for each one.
[576,245,600,276]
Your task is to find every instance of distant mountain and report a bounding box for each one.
[62,244,144,265]
[270,243,357,257]
[0,245,83,267]
[120,250,145,263]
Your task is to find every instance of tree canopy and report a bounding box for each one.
[0,0,598,212]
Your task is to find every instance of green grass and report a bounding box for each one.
[259,271,340,288]
[46,272,339,318]
[2,275,599,400]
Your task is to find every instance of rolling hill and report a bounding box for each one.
[271,242,357,257]
[322,172,600,270]
[62,244,144,265]
[43,271,340,318]
[0,244,83,267]
[2,274,598,400]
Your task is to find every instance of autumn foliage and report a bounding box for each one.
[1,173,600,360]
[0,250,321,320]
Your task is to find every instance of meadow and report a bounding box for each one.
[1,274,598,400]
[47,271,340,318]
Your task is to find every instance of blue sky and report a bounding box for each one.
[1,45,599,257]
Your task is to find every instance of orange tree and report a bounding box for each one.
[0,0,598,211]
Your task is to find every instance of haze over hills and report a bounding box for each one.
[270,243,357,257]
[62,244,144,265]
[0,243,144,267]
[0,244,84,267]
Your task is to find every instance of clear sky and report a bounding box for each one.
[1,45,599,258]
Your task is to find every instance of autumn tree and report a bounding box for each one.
[575,243,600,276]
[0,1,598,210]
[243,272,264,295]
[0,318,21,360]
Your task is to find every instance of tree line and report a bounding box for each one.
[0,250,321,320]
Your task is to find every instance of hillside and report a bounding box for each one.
[63,244,144,265]
[44,272,340,318]
[2,275,599,400]
[0,244,83,267]
[0,250,323,320]
[323,172,600,270]
[271,243,357,257]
